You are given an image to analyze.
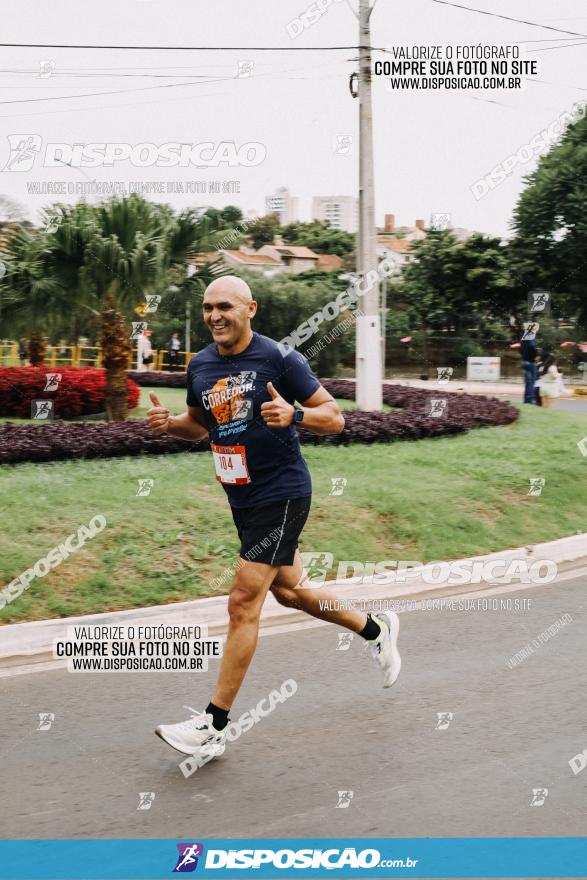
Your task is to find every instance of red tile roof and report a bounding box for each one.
[276,246,319,259]
[316,253,344,270]
[378,238,412,253]
[223,250,281,265]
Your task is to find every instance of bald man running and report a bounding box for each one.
[148,275,401,759]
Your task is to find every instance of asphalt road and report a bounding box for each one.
[511,397,587,416]
[554,397,587,415]
[1,576,586,841]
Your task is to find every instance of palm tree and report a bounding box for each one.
[49,196,213,419]
[1,195,225,417]
[100,292,132,421]
[0,223,69,364]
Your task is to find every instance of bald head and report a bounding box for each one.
[202,275,257,353]
[204,275,253,304]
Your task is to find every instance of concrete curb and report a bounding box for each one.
[383,379,583,399]
[1,532,586,674]
[384,378,524,398]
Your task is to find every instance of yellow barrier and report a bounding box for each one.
[0,344,194,369]
[0,343,19,366]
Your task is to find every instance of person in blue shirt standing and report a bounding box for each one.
[520,328,538,404]
[148,275,401,760]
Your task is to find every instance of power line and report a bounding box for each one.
[526,40,587,53]
[0,42,363,51]
[0,75,236,105]
[427,0,587,39]
[0,56,353,104]
[0,57,351,82]
[517,36,587,42]
[0,88,231,119]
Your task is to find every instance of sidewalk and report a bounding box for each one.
[1,532,586,675]
[387,378,587,398]
[388,378,524,397]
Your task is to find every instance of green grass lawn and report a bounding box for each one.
[131,387,368,418]
[0,402,585,623]
[0,388,383,425]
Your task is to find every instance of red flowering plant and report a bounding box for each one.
[0,367,140,419]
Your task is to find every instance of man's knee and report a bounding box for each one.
[227,587,262,625]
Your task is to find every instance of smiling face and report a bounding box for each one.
[202,276,257,354]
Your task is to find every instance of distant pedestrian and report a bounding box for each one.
[535,353,564,409]
[138,329,154,372]
[18,337,28,366]
[520,330,538,404]
[166,332,181,372]
[535,352,549,407]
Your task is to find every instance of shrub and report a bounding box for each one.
[0,420,203,464]
[127,370,187,388]
[0,367,140,418]
[303,381,519,444]
[0,379,518,464]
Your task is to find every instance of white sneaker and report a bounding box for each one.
[367,611,402,687]
[155,708,227,757]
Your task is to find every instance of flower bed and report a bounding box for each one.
[127,369,187,388]
[313,380,519,442]
[0,378,518,465]
[0,367,140,418]
[0,420,204,464]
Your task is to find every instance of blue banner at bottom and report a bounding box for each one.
[0,838,586,879]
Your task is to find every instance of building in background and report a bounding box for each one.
[190,242,343,276]
[258,243,320,274]
[316,253,344,271]
[265,187,299,225]
[312,195,358,232]
[376,237,414,270]
[218,249,283,273]
[376,211,476,272]
[378,213,426,241]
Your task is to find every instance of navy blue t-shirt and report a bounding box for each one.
[186,332,321,508]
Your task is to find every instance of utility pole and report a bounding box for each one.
[380,272,387,378]
[355,0,383,410]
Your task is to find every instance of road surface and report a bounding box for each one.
[1,576,585,840]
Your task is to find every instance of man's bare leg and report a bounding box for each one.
[155,551,400,755]
[154,558,280,754]
[271,550,402,688]
[271,550,367,632]
[210,559,279,710]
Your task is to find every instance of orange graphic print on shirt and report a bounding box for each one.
[206,376,246,425]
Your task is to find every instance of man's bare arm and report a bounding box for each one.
[147,393,208,442]
[260,383,344,435]
[167,407,209,442]
[297,386,345,435]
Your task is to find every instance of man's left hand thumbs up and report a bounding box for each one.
[261,381,295,428]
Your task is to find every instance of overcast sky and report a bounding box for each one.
[0,0,586,237]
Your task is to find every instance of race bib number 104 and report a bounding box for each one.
[210,443,251,485]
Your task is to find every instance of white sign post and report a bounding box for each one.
[466,357,501,381]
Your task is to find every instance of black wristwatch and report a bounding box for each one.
[293,407,304,424]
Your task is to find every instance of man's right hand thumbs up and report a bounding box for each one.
[147,391,171,434]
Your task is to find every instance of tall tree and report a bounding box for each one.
[511,107,587,329]
[0,224,69,357]
[249,215,280,250]
[394,230,515,336]
[220,205,243,225]
[281,220,355,256]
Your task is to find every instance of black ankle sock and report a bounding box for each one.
[206,702,230,731]
[359,613,381,642]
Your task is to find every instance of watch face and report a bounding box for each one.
[294,408,304,423]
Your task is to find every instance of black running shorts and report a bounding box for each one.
[230,496,312,567]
